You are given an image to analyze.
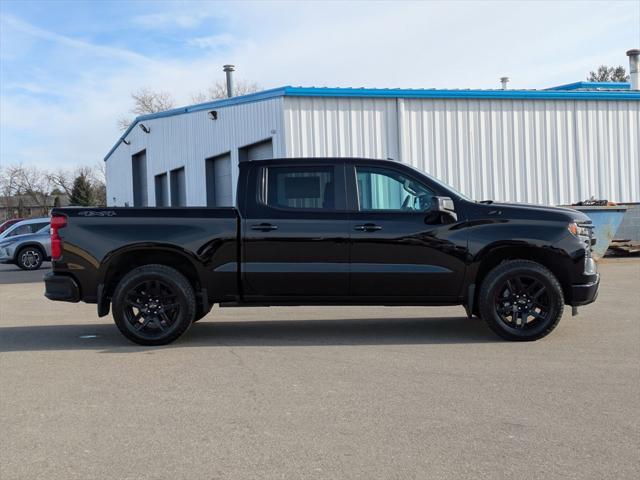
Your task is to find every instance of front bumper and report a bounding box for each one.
[44,272,80,302]
[570,274,600,306]
[0,247,14,263]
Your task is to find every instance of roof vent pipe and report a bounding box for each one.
[627,49,639,90]
[223,64,235,98]
[500,77,509,90]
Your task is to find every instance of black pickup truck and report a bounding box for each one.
[44,158,599,345]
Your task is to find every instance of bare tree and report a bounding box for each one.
[1,165,52,216]
[191,79,261,103]
[16,165,53,215]
[0,165,23,218]
[118,87,176,131]
[49,165,106,206]
[47,169,75,196]
[130,88,175,115]
[86,164,107,206]
[588,65,630,82]
[1,164,108,216]
[118,81,261,130]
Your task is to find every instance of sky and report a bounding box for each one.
[1,0,639,170]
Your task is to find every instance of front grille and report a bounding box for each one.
[579,222,594,255]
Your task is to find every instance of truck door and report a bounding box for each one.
[241,162,350,299]
[347,163,467,301]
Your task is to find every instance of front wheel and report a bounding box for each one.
[16,246,44,270]
[478,260,564,341]
[112,264,196,345]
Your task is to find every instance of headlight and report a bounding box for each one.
[569,221,597,274]
[568,222,591,238]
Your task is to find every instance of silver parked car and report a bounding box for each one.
[0,217,51,270]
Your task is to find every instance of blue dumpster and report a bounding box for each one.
[568,206,628,258]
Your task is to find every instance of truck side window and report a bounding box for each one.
[261,166,334,210]
[356,166,434,212]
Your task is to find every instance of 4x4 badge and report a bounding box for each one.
[77,210,117,217]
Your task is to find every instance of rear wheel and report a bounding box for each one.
[112,264,196,345]
[478,260,564,341]
[16,246,44,270]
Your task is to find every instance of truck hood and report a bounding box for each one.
[474,201,591,223]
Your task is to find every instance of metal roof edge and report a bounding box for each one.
[546,81,631,91]
[282,86,640,100]
[104,86,288,161]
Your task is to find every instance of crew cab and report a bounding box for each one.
[44,158,599,345]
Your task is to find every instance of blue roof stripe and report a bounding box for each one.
[105,85,640,161]
[283,86,639,100]
[546,81,631,91]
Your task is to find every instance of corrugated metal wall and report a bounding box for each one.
[107,94,638,207]
[284,97,639,204]
[106,97,284,206]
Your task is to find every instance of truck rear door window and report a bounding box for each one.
[261,166,334,210]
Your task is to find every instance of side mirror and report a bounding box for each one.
[431,196,457,222]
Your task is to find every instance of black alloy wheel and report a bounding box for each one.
[124,280,181,337]
[479,260,564,341]
[112,264,196,345]
[494,275,551,330]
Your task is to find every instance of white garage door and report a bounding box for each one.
[239,139,273,162]
[206,153,233,207]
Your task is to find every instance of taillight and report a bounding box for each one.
[50,214,67,260]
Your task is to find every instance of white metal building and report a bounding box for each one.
[105,82,640,207]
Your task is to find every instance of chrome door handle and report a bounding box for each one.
[251,223,278,231]
[354,224,382,232]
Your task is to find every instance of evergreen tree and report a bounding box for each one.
[69,174,94,206]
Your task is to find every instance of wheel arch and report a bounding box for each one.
[471,243,571,313]
[13,242,46,262]
[100,244,203,300]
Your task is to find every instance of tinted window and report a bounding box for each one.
[261,166,334,210]
[33,222,49,232]
[7,225,31,237]
[356,167,434,211]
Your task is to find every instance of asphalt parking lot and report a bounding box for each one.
[1,260,639,479]
[0,261,51,284]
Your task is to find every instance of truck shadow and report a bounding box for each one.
[0,316,498,353]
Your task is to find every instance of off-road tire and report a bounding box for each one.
[478,260,564,341]
[112,264,196,345]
